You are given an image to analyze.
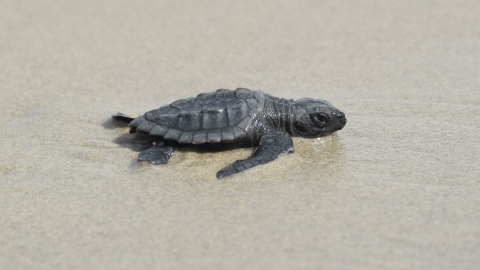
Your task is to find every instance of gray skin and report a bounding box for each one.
[112,88,347,179]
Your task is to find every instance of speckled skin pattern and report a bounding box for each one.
[113,88,346,178]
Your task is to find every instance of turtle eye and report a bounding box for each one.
[310,113,329,128]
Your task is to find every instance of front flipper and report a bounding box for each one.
[216,131,294,179]
[138,143,176,165]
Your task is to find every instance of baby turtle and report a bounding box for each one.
[113,88,347,178]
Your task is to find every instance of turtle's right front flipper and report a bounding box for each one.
[216,131,294,179]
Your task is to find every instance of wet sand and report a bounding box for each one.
[1,0,479,269]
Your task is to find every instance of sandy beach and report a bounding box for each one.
[1,0,479,269]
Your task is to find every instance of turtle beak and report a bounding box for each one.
[337,114,347,130]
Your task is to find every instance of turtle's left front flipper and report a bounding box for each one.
[216,131,294,179]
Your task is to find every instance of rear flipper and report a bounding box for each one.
[112,113,138,133]
[112,113,135,123]
[138,142,177,165]
[216,131,294,179]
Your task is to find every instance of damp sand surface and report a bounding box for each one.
[1,1,479,269]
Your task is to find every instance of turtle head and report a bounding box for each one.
[291,98,347,138]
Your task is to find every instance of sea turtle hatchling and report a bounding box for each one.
[112,88,347,178]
